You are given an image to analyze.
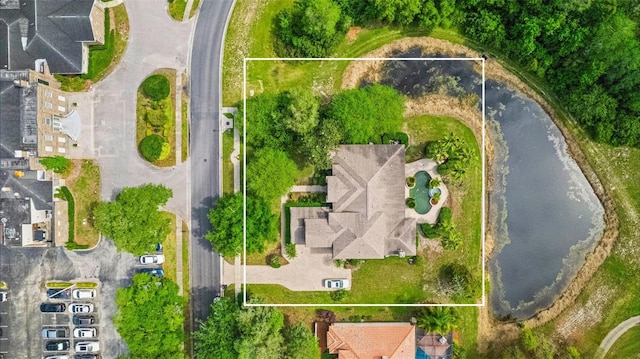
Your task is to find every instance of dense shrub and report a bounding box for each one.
[146,109,168,127]
[139,134,166,162]
[406,197,416,208]
[421,223,439,238]
[285,243,297,259]
[40,156,72,175]
[406,176,416,187]
[330,289,348,302]
[269,255,282,268]
[141,74,170,101]
[382,132,409,146]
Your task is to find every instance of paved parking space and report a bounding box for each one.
[0,239,137,358]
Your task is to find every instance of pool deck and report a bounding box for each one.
[405,158,449,224]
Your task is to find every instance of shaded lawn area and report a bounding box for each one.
[65,160,100,247]
[605,325,640,359]
[222,129,234,195]
[162,212,178,283]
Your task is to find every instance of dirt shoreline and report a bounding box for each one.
[340,37,619,353]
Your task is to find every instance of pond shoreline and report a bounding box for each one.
[340,36,619,352]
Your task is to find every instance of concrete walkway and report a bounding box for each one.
[405,158,449,225]
[595,315,640,359]
[182,0,197,22]
[291,185,327,192]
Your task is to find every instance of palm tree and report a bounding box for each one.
[416,306,459,334]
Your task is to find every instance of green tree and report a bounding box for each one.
[239,93,291,150]
[146,109,168,127]
[276,0,350,57]
[327,85,404,144]
[279,88,320,135]
[247,148,299,201]
[301,117,344,170]
[194,298,240,359]
[416,306,459,334]
[141,74,170,100]
[206,193,278,257]
[40,156,72,175]
[235,299,285,359]
[139,134,166,162]
[93,184,172,255]
[283,323,319,359]
[115,274,184,359]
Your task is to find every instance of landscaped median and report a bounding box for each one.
[136,69,178,166]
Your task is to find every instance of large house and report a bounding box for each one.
[0,0,105,74]
[0,69,77,246]
[290,145,417,259]
[325,322,452,359]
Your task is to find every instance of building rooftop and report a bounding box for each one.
[327,322,417,359]
[0,0,98,74]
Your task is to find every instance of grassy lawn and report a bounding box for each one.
[222,129,234,195]
[168,0,188,21]
[56,4,129,91]
[136,69,177,167]
[604,325,640,359]
[65,160,101,247]
[181,76,189,162]
[162,212,178,283]
[189,0,201,18]
[181,220,192,357]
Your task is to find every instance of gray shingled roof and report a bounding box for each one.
[302,145,417,259]
[0,0,97,74]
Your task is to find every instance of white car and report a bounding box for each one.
[140,254,165,265]
[0,291,6,302]
[44,356,70,359]
[72,289,96,299]
[75,341,100,353]
[69,303,94,313]
[74,327,97,338]
[324,279,350,289]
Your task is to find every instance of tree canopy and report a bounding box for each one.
[247,148,299,201]
[327,84,405,144]
[194,297,317,359]
[275,0,351,57]
[40,156,72,175]
[93,184,172,255]
[205,193,278,257]
[115,273,184,359]
[416,306,459,335]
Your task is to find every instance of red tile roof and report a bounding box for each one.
[327,322,416,359]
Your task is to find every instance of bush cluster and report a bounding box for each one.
[139,134,166,162]
[141,74,170,100]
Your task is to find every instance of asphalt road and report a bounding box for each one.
[189,0,234,328]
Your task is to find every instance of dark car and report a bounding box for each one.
[40,303,66,312]
[72,315,95,326]
[75,355,98,359]
[47,288,71,299]
[139,268,164,277]
[45,340,69,351]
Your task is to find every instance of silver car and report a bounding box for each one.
[69,303,94,313]
[74,327,97,338]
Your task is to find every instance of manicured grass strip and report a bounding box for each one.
[605,325,640,359]
[181,99,189,162]
[181,220,192,357]
[168,0,188,21]
[60,186,75,243]
[85,8,114,80]
[75,282,99,289]
[222,129,234,195]
[189,0,201,18]
[162,212,178,283]
[66,160,100,247]
[47,282,73,288]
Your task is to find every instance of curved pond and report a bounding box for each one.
[410,171,432,214]
[374,48,605,319]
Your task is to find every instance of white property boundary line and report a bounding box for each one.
[243,57,486,307]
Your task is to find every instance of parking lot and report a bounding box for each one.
[0,239,139,358]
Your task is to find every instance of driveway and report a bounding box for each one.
[71,0,195,220]
[225,250,351,292]
[0,240,138,359]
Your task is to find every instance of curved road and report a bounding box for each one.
[596,315,640,358]
[189,0,234,328]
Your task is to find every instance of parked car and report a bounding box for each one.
[69,303,94,313]
[74,355,98,359]
[73,328,97,338]
[72,289,96,299]
[72,315,95,326]
[42,327,69,338]
[45,340,69,351]
[75,341,100,353]
[139,254,165,264]
[40,303,66,312]
[44,355,70,359]
[47,288,71,299]
[0,291,6,302]
[139,268,164,277]
[324,279,350,289]
[156,243,163,251]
